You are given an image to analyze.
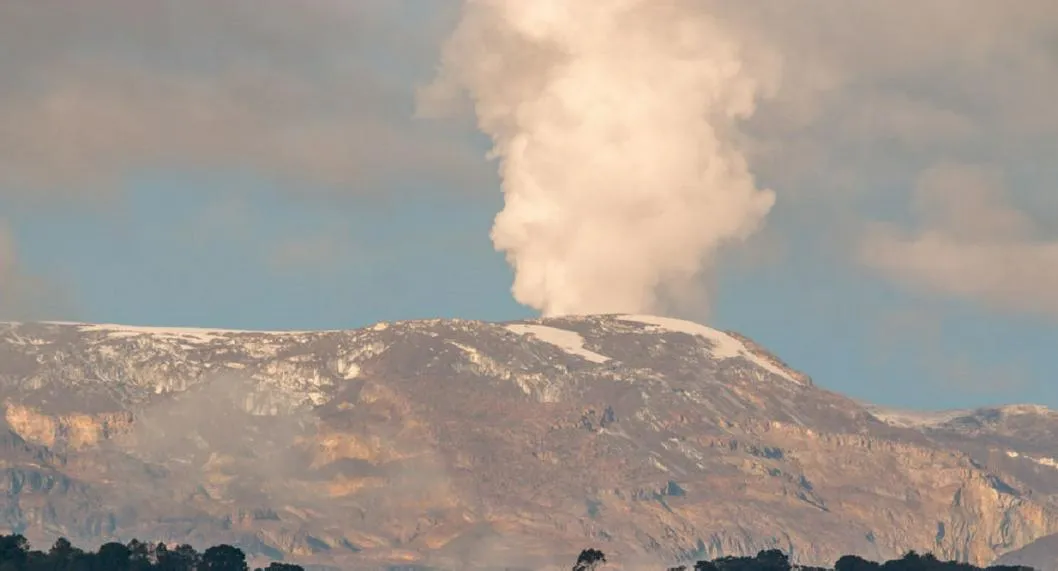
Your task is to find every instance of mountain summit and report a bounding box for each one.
[0,315,1055,570]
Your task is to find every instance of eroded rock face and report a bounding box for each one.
[995,533,1058,571]
[0,316,1055,570]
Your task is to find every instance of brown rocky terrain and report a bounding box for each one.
[0,315,1054,570]
[995,533,1058,571]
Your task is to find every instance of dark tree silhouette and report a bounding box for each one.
[0,535,28,571]
[156,545,199,571]
[255,564,304,571]
[199,544,249,571]
[694,560,720,571]
[837,554,882,571]
[97,541,132,571]
[128,539,153,571]
[0,533,1042,571]
[0,535,304,571]
[573,548,607,571]
[756,549,792,571]
[569,546,1038,571]
[48,538,77,562]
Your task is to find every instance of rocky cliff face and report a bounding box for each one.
[994,532,1058,571]
[0,315,1054,570]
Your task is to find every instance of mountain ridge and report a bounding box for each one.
[0,315,1054,570]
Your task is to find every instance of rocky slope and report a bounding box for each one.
[994,533,1058,571]
[0,315,1054,570]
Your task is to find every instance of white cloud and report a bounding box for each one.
[861,164,1058,318]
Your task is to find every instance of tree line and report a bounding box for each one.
[0,535,302,571]
[0,535,1039,571]
[572,547,1035,571]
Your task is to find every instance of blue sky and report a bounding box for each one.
[2,1,1057,411]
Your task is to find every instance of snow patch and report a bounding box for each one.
[505,324,610,364]
[74,323,244,343]
[864,406,972,428]
[998,404,1055,416]
[1037,457,1058,469]
[51,322,323,343]
[618,315,798,383]
[867,403,1055,429]
[1007,450,1058,470]
[341,362,361,380]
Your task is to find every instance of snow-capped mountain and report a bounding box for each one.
[0,315,1054,570]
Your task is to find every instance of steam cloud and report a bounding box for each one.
[422,0,779,316]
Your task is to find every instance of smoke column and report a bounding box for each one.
[421,0,778,316]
